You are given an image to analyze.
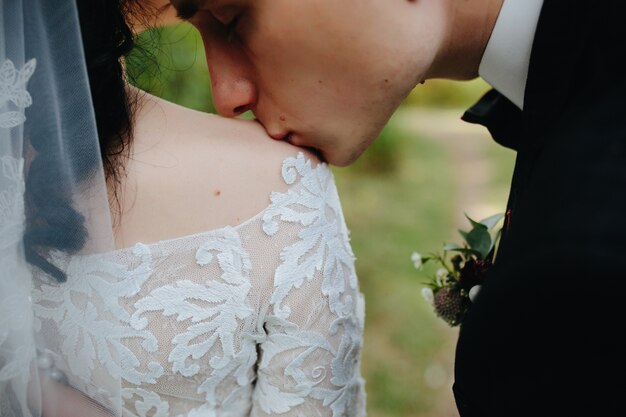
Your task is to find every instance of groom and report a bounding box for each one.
[172,0,625,415]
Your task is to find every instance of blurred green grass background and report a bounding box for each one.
[127,24,516,417]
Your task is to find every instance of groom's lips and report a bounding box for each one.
[254,119,326,162]
[268,132,290,141]
[254,118,291,141]
[267,129,295,144]
[279,134,327,163]
[286,133,326,162]
[283,132,295,144]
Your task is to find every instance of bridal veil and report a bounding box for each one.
[1,0,121,415]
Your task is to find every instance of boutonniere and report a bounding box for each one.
[412,213,504,326]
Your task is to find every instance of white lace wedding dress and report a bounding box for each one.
[31,153,366,417]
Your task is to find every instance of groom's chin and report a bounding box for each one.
[323,150,361,167]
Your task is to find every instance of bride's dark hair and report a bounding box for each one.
[78,0,137,182]
[24,0,147,281]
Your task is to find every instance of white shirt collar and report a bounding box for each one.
[479,0,544,109]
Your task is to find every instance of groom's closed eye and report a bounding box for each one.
[171,1,241,34]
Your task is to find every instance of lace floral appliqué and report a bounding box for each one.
[31,153,365,417]
[0,58,36,402]
[255,153,365,417]
[0,59,36,129]
[263,153,358,320]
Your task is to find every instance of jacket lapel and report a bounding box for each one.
[463,0,589,154]
[522,0,589,152]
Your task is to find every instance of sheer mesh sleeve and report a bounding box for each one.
[29,152,366,417]
[252,153,366,417]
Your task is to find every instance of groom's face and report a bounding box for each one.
[184,0,446,166]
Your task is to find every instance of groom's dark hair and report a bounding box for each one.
[170,0,201,20]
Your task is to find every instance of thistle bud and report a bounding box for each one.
[433,286,467,326]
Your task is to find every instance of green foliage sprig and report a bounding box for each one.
[412,213,504,326]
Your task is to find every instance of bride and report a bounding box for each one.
[0,1,365,416]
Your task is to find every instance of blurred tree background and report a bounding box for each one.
[127,24,516,417]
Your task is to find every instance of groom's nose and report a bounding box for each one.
[205,40,257,117]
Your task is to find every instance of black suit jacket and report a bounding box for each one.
[453,1,626,416]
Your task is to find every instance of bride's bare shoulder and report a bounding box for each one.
[114,91,319,248]
[133,91,318,169]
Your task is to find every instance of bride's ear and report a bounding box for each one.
[129,0,184,34]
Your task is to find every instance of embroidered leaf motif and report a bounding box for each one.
[256,154,365,417]
[262,153,358,319]
[0,157,24,233]
[0,111,25,128]
[253,314,365,417]
[122,388,170,417]
[253,376,308,413]
[32,244,162,387]
[310,318,364,416]
[0,59,36,129]
[129,227,258,408]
